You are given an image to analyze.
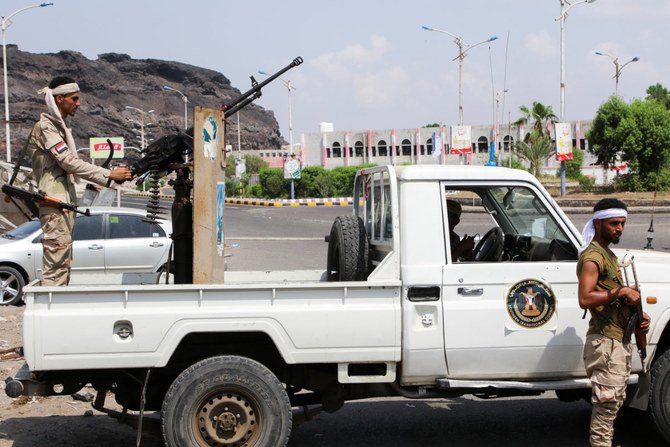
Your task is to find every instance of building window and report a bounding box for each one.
[401,139,412,156]
[503,135,514,151]
[426,138,433,156]
[332,142,342,158]
[477,136,488,153]
[355,141,364,157]
[377,140,388,157]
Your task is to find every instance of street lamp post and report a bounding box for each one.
[595,51,639,96]
[421,25,497,125]
[162,85,189,163]
[258,69,297,198]
[125,106,154,151]
[2,2,54,162]
[162,85,188,130]
[556,0,597,196]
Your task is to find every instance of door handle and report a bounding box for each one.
[150,242,164,248]
[408,286,440,302]
[88,244,103,250]
[457,287,483,296]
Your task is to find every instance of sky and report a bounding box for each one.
[3,0,669,143]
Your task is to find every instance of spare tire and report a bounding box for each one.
[327,216,369,281]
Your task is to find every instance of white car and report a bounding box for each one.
[0,207,172,305]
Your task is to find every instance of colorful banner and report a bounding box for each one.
[554,122,573,161]
[89,137,124,159]
[450,125,472,154]
[391,128,397,165]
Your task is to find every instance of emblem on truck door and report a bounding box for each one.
[506,279,556,328]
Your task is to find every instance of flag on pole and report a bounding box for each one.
[432,132,442,159]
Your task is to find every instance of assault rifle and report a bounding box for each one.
[222,56,303,116]
[620,254,648,367]
[1,184,90,218]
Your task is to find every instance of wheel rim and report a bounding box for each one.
[0,271,20,305]
[192,386,264,447]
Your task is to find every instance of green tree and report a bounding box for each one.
[646,83,670,110]
[586,95,628,172]
[513,101,557,139]
[423,123,441,128]
[244,154,269,174]
[515,131,554,178]
[615,99,670,181]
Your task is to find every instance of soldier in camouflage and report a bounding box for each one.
[577,198,651,447]
[28,76,132,285]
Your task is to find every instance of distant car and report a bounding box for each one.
[0,207,172,305]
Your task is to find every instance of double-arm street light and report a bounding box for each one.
[125,106,154,151]
[422,25,497,125]
[595,51,639,96]
[556,0,597,196]
[2,2,54,162]
[258,69,297,198]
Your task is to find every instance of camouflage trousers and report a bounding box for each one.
[39,208,75,286]
[583,334,633,447]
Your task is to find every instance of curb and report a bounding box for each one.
[225,197,356,207]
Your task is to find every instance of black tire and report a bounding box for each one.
[327,215,369,281]
[650,349,670,443]
[0,266,25,306]
[162,355,292,447]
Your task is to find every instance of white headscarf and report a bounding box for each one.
[579,208,628,253]
[37,82,80,157]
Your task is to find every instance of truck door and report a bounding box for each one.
[441,183,588,379]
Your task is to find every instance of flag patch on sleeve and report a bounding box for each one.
[52,142,68,154]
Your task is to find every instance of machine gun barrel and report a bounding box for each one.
[223,56,303,116]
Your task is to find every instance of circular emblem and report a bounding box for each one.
[506,279,556,328]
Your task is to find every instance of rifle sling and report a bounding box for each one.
[9,137,32,186]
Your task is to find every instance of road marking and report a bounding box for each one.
[226,237,324,241]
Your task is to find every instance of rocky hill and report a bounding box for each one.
[1,45,284,163]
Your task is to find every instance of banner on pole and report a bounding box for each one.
[554,122,573,161]
[450,126,472,154]
[432,132,442,159]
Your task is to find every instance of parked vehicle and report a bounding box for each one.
[7,165,670,447]
[0,207,172,305]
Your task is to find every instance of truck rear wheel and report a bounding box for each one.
[162,355,291,447]
[327,215,368,281]
[650,349,670,443]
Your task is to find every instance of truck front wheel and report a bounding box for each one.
[650,348,670,442]
[162,355,292,447]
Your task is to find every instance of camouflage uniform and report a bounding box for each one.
[577,241,632,447]
[28,113,111,285]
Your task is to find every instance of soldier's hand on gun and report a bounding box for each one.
[622,286,641,306]
[109,166,133,182]
[641,311,651,333]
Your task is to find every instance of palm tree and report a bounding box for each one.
[514,102,558,139]
[515,131,554,178]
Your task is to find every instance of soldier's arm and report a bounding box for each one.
[578,260,640,309]
[40,123,111,186]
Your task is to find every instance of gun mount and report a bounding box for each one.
[128,57,303,284]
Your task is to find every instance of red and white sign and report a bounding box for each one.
[554,122,573,161]
[450,126,472,155]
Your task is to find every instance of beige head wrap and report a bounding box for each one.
[37,82,80,157]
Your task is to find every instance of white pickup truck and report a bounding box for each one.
[6,164,670,447]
